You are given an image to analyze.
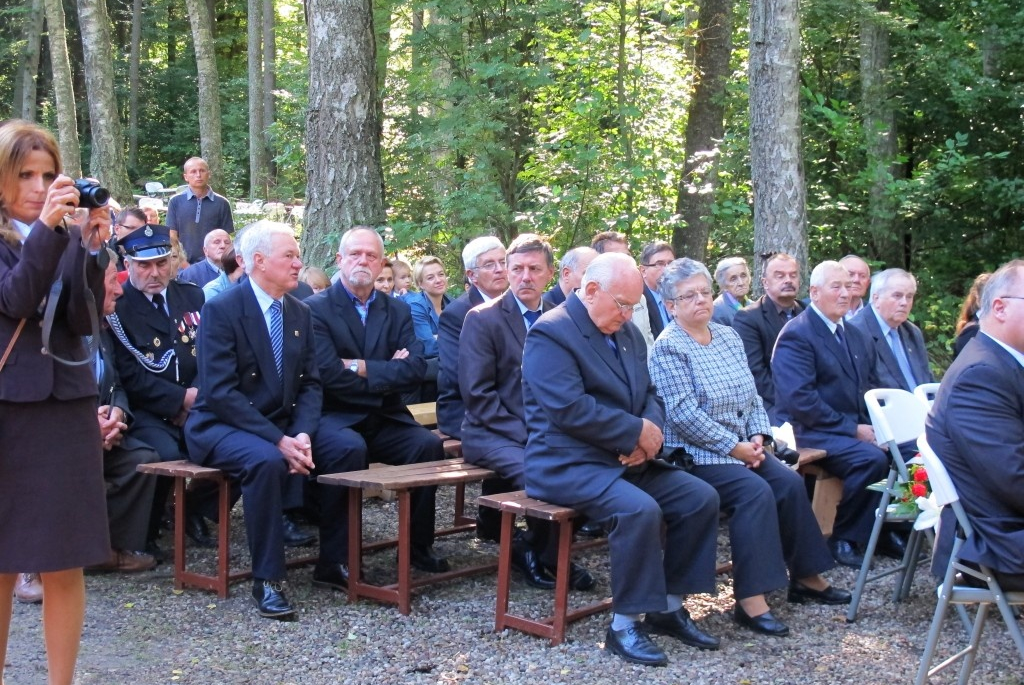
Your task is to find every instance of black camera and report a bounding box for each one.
[73,179,110,209]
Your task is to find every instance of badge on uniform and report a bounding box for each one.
[153,337,161,348]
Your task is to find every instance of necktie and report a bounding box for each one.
[523,310,541,328]
[152,293,167,316]
[605,334,619,358]
[835,324,852,363]
[269,300,283,377]
[888,329,917,389]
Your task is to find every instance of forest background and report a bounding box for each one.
[1,0,1022,374]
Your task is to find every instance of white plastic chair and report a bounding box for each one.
[914,435,1024,685]
[847,388,930,622]
[914,382,941,408]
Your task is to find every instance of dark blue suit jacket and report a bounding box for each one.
[459,290,552,453]
[305,281,425,427]
[185,281,321,460]
[847,304,933,392]
[436,286,485,437]
[178,259,219,287]
[541,285,566,308]
[771,308,877,446]
[926,333,1024,575]
[522,293,665,506]
[733,295,806,424]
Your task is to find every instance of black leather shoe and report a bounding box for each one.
[577,521,606,539]
[734,604,789,636]
[643,607,720,650]
[540,561,596,592]
[282,515,317,548]
[311,563,350,592]
[876,530,908,560]
[475,513,501,543]
[410,544,450,573]
[828,538,865,568]
[184,512,216,548]
[512,543,556,589]
[251,579,296,620]
[788,581,852,605]
[605,623,668,667]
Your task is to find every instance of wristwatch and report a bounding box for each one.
[348,360,359,373]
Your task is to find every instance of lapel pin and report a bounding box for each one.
[294,330,299,337]
[153,337,161,348]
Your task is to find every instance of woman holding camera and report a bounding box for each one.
[0,120,111,685]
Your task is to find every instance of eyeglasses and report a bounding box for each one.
[672,289,713,304]
[474,260,505,272]
[605,290,636,314]
[117,223,144,232]
[643,260,672,269]
[999,295,1024,301]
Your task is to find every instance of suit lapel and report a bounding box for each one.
[501,291,528,348]
[240,285,281,391]
[125,282,172,336]
[330,285,367,349]
[280,296,303,400]
[810,313,857,382]
[363,294,387,354]
[867,313,903,385]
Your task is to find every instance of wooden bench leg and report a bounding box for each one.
[347,486,363,603]
[494,511,516,633]
[172,476,187,593]
[215,476,232,598]
[396,490,413,615]
[550,518,574,646]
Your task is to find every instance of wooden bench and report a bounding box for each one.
[135,460,316,598]
[317,458,496,615]
[477,491,613,646]
[795,447,841,537]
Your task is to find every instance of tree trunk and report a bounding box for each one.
[262,0,277,182]
[128,0,142,170]
[77,0,132,202]
[860,0,900,266]
[13,0,45,121]
[748,0,807,294]
[183,0,225,187]
[674,0,733,263]
[42,0,80,176]
[248,0,270,198]
[305,0,385,269]
[615,0,636,232]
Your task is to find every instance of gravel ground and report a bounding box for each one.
[5,485,1024,685]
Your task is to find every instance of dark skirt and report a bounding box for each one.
[0,397,110,572]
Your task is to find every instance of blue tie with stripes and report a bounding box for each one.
[270,300,283,377]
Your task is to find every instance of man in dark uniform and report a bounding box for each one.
[108,224,207,552]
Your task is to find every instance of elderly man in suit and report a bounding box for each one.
[307,227,449,585]
[436,236,514,540]
[177,228,231,287]
[926,259,1024,591]
[638,240,675,344]
[771,260,891,568]
[733,253,805,425]
[460,234,595,592]
[542,246,597,307]
[840,254,871,321]
[184,221,322,620]
[522,252,720,667]
[847,268,934,392]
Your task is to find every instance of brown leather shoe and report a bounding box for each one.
[87,549,157,574]
[14,573,43,604]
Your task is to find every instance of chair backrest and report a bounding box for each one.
[914,382,941,408]
[865,388,928,447]
[916,434,958,508]
[145,181,165,195]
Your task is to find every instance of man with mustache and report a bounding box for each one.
[306,227,449,591]
[733,253,805,425]
[847,268,934,392]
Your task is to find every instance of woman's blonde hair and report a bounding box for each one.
[0,120,62,245]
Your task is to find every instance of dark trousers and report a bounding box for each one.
[313,413,444,565]
[104,438,160,551]
[576,464,719,615]
[132,414,191,543]
[198,430,291,580]
[807,436,888,544]
[464,441,558,564]
[692,456,834,600]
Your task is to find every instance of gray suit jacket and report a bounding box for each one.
[847,304,933,392]
[522,293,665,506]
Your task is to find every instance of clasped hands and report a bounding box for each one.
[730,434,767,469]
[97,405,126,451]
[618,418,663,467]
[278,433,314,475]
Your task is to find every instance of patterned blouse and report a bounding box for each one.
[649,321,772,466]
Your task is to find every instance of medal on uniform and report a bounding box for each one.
[153,337,161,348]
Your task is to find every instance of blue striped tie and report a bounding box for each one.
[269,300,283,377]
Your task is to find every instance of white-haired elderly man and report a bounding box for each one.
[847,268,934,392]
[542,245,597,307]
[178,228,232,287]
[710,257,752,326]
[184,220,322,620]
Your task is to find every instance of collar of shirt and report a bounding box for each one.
[512,293,539,317]
[844,301,864,321]
[809,303,841,335]
[249,278,279,322]
[339,281,376,309]
[12,219,31,242]
[767,296,794,318]
[981,331,1024,369]
[205,257,223,272]
[185,187,214,202]
[146,288,170,305]
[870,305,900,339]
[479,289,497,304]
